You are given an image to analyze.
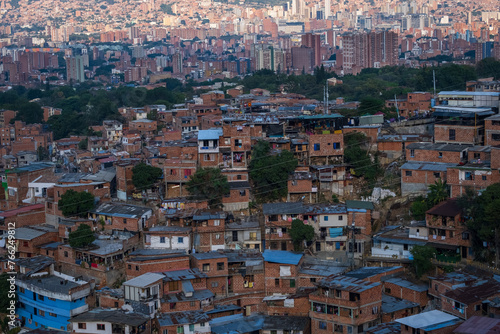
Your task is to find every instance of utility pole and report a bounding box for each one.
[433,70,437,99]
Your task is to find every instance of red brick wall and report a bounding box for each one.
[383,282,429,307]
[406,148,462,163]
[264,262,299,295]
[126,256,190,279]
[435,125,480,145]
[308,133,344,158]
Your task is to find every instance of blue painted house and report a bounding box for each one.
[16,272,92,331]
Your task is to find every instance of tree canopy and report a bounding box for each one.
[457,183,500,264]
[69,224,96,248]
[410,245,436,278]
[58,190,95,217]
[186,168,229,209]
[289,219,315,251]
[132,163,163,190]
[249,140,298,203]
[343,132,382,191]
[411,180,450,220]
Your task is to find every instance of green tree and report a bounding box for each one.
[132,163,163,190]
[289,219,315,251]
[36,146,50,161]
[186,168,229,209]
[69,224,95,248]
[427,179,449,206]
[410,245,436,278]
[58,190,95,217]
[358,97,384,114]
[78,138,88,150]
[343,132,381,190]
[249,140,298,203]
[410,195,429,221]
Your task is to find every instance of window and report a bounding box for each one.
[462,232,470,240]
[482,175,487,181]
[178,237,184,244]
[492,133,500,141]
[211,282,219,288]
[324,216,329,221]
[314,143,320,151]
[123,219,127,224]
[405,171,412,176]
[240,189,246,196]
[64,251,68,258]
[190,301,195,307]
[135,266,139,271]
[338,216,343,221]
[189,324,194,332]
[78,323,86,329]
[163,330,168,334]
[19,287,25,293]
[48,297,55,301]
[465,172,473,180]
[201,323,205,327]
[385,288,391,294]
[410,149,415,157]
[160,237,166,243]
[128,264,132,269]
[333,142,341,149]
[449,129,456,140]
[49,313,57,317]
[215,234,221,240]
[217,262,224,270]
[434,172,441,178]
[39,310,45,317]
[39,295,44,301]
[275,278,279,287]
[232,231,238,242]
[214,220,220,226]
[177,326,184,334]
[193,278,202,283]
[475,304,481,311]
[319,321,327,330]
[290,279,296,288]
[204,154,213,161]
[310,278,316,283]
[202,264,210,272]
[169,281,179,291]
[372,306,379,314]
[438,152,443,158]
[237,174,242,180]
[97,324,106,330]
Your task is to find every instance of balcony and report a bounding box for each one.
[199,146,219,153]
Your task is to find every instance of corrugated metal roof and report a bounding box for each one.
[395,310,461,330]
[198,129,223,140]
[317,274,381,292]
[401,161,456,172]
[123,272,164,288]
[263,250,303,265]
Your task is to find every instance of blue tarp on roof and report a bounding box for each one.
[329,228,343,238]
[263,250,302,265]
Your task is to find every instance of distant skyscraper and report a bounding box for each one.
[302,33,321,67]
[66,55,85,83]
[325,0,331,18]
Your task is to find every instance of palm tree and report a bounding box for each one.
[427,179,449,205]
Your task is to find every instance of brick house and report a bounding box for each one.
[192,212,226,252]
[428,272,480,308]
[70,309,151,334]
[89,202,155,231]
[441,280,500,320]
[103,120,123,144]
[144,226,191,251]
[222,181,250,211]
[405,143,468,164]
[381,294,420,323]
[424,199,472,260]
[263,202,305,251]
[13,225,58,258]
[263,250,303,296]
[485,114,500,146]
[224,250,265,304]
[0,203,45,231]
[400,161,456,196]
[288,168,317,203]
[123,272,164,317]
[308,133,344,165]
[395,310,462,334]
[161,268,214,313]
[125,249,189,279]
[190,252,228,298]
[116,159,141,201]
[4,162,55,209]
[197,129,222,168]
[157,311,210,334]
[164,159,197,198]
[433,106,494,146]
[446,147,500,197]
[382,277,429,308]
[310,165,352,197]
[309,274,382,334]
[129,119,157,137]
[225,217,262,251]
